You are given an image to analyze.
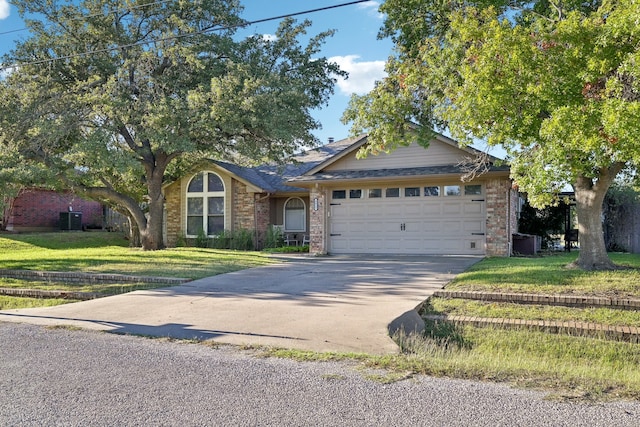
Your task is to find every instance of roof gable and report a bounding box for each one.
[305,134,486,175]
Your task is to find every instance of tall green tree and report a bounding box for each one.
[344,0,640,270]
[0,0,343,250]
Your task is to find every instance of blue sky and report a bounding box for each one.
[0,0,393,144]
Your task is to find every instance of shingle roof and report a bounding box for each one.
[207,134,509,193]
[289,164,510,183]
[210,135,366,193]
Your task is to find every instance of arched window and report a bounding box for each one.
[284,197,306,232]
[186,172,225,236]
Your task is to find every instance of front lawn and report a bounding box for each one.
[393,252,640,401]
[0,232,274,309]
[447,252,640,297]
[0,232,273,279]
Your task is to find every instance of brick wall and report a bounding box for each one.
[233,181,255,231]
[309,187,326,255]
[164,181,181,247]
[485,179,515,256]
[254,193,271,249]
[7,188,103,231]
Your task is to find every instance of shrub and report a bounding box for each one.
[195,228,210,248]
[263,225,284,249]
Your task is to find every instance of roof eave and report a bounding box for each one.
[287,169,510,188]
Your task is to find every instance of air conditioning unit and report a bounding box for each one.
[60,212,82,231]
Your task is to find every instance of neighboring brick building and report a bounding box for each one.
[4,188,104,232]
[163,133,517,256]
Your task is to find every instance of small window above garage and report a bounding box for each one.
[465,185,482,195]
[444,185,461,196]
[349,189,363,199]
[385,188,400,198]
[332,190,346,199]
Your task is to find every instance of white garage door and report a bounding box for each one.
[329,184,486,255]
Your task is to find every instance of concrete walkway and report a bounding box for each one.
[0,255,480,355]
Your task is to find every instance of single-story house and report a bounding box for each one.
[163,133,517,256]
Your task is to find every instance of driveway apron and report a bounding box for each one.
[0,255,480,355]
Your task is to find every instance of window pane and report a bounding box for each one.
[207,173,224,192]
[385,188,400,198]
[465,185,482,195]
[349,189,362,199]
[208,197,224,215]
[405,187,420,197]
[369,189,382,198]
[285,198,304,209]
[444,185,461,196]
[187,197,203,215]
[424,186,440,196]
[187,216,203,235]
[187,174,204,193]
[285,209,305,231]
[207,216,224,235]
[332,190,346,199]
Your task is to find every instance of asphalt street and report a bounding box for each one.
[1,323,638,426]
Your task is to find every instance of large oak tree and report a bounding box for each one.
[344,0,640,270]
[0,0,343,249]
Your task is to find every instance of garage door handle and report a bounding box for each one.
[330,233,342,236]
[330,203,341,206]
[472,199,485,202]
[471,233,485,236]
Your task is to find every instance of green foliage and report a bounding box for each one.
[345,0,640,269]
[208,229,255,251]
[195,228,210,249]
[175,231,187,248]
[518,200,568,248]
[0,0,343,249]
[263,225,284,249]
[263,245,309,254]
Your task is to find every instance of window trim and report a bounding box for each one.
[185,171,225,237]
[284,197,306,232]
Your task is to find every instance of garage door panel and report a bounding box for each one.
[423,204,442,215]
[443,202,462,214]
[329,188,486,255]
[464,203,483,214]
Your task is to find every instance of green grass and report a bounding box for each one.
[384,326,640,400]
[0,232,274,308]
[252,326,640,400]
[425,297,640,327]
[0,295,80,310]
[0,232,273,279]
[447,252,640,297]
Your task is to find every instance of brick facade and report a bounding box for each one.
[6,188,104,232]
[163,181,182,247]
[254,193,271,249]
[309,187,327,255]
[485,179,517,256]
[232,180,255,231]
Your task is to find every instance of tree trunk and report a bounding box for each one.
[571,165,623,270]
[138,152,169,251]
[140,194,165,251]
[128,217,141,248]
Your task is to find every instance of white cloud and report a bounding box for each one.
[356,1,383,19]
[262,33,278,42]
[0,65,15,80]
[329,55,386,96]
[0,0,10,20]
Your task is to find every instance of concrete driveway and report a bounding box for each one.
[0,255,480,354]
